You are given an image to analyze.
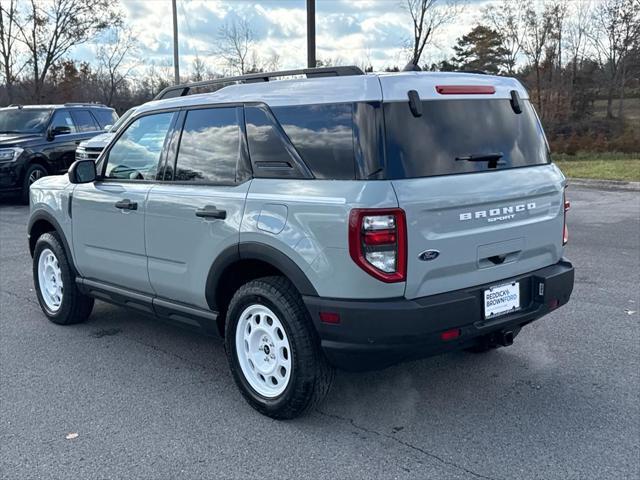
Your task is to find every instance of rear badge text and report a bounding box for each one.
[460,202,536,223]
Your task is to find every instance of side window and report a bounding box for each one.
[271,103,355,180]
[92,109,118,129]
[105,112,175,181]
[50,110,77,133]
[173,107,240,184]
[70,110,99,132]
[244,105,309,179]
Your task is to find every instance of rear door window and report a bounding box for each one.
[70,110,99,132]
[172,107,241,184]
[271,103,355,179]
[383,99,549,179]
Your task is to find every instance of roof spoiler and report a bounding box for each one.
[154,66,365,101]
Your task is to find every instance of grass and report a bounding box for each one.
[553,153,640,182]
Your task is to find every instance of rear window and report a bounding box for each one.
[383,99,549,179]
[271,104,355,179]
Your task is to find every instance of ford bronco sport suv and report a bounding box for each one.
[27,67,574,419]
[0,103,117,202]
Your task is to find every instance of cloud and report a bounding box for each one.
[73,0,497,75]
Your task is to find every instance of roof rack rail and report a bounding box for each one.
[64,102,108,107]
[457,70,487,75]
[154,65,365,101]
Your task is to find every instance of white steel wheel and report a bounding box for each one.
[37,248,63,312]
[235,304,292,398]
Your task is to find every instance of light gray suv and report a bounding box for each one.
[28,66,575,419]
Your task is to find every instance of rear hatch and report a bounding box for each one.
[379,73,566,299]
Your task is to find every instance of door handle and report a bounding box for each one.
[114,199,138,210]
[195,205,226,220]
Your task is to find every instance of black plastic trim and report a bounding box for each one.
[76,278,218,333]
[304,259,575,370]
[27,209,76,274]
[204,242,318,311]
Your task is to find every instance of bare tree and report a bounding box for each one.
[520,0,555,115]
[16,0,121,100]
[191,56,206,82]
[96,26,138,106]
[404,0,463,67]
[482,0,526,74]
[216,18,254,75]
[0,0,25,103]
[589,0,640,119]
[264,51,281,72]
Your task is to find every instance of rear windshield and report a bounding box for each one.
[383,99,549,179]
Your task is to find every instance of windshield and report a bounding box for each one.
[0,108,52,134]
[383,99,549,179]
[109,107,137,133]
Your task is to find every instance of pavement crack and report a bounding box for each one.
[0,289,40,308]
[315,409,500,480]
[126,337,211,371]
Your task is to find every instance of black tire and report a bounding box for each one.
[33,232,94,325]
[225,276,334,419]
[21,163,48,204]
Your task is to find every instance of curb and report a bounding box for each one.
[568,177,640,192]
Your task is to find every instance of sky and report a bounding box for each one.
[70,0,502,76]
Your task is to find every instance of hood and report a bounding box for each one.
[79,132,115,149]
[31,173,71,191]
[0,132,43,147]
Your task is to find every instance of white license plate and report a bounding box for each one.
[484,282,520,318]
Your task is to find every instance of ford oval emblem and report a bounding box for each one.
[418,250,440,261]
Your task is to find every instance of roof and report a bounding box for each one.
[135,70,529,117]
[1,103,111,110]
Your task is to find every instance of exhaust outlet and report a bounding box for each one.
[497,330,514,347]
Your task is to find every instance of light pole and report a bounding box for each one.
[171,0,180,84]
[306,0,316,68]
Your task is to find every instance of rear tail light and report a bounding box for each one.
[563,190,570,245]
[349,208,407,283]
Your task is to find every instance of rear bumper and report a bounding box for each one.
[304,259,574,371]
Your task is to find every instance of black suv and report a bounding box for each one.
[0,104,117,202]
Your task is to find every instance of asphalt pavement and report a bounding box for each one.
[1,185,638,480]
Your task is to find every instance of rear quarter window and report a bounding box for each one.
[92,109,118,129]
[271,103,355,180]
[383,99,550,179]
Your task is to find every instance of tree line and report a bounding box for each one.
[1,0,638,154]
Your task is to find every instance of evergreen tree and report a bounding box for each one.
[452,25,509,74]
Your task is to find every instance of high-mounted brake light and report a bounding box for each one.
[349,208,407,283]
[435,85,496,95]
[563,190,570,245]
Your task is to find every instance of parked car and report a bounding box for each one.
[27,67,574,419]
[0,103,117,202]
[75,106,138,162]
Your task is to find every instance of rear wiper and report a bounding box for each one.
[455,152,505,168]
[455,153,503,162]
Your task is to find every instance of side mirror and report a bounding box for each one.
[68,159,97,184]
[48,125,72,139]
[104,124,113,131]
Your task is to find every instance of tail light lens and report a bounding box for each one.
[349,208,407,283]
[563,190,570,245]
